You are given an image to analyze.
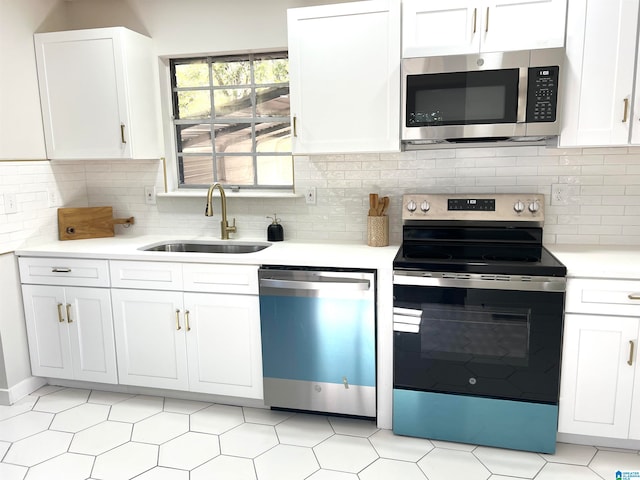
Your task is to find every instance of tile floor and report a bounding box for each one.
[0,386,639,480]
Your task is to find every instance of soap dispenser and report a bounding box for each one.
[266,214,284,242]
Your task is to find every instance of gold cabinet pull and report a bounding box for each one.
[629,293,640,300]
[66,304,73,323]
[485,7,489,33]
[623,98,630,123]
[175,309,182,330]
[629,340,636,366]
[185,310,191,331]
[57,303,65,323]
[472,8,477,34]
[293,116,298,137]
[120,123,127,144]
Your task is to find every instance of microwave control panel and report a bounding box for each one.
[526,66,559,123]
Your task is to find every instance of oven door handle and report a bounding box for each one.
[393,272,566,292]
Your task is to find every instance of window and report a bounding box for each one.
[170,53,292,189]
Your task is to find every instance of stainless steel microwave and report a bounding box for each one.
[401,49,564,147]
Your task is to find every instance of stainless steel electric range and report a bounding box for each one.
[392,193,566,454]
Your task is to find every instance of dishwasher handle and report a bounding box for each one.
[260,277,370,292]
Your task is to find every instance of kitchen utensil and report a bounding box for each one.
[58,207,134,240]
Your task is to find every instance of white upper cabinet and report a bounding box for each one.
[288,0,401,154]
[402,0,567,57]
[34,27,161,160]
[559,0,640,147]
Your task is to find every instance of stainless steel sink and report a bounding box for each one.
[141,241,271,254]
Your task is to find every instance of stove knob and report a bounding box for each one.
[420,201,430,213]
[528,200,541,213]
[513,201,525,213]
[407,200,417,212]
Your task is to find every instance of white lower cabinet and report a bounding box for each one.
[111,287,262,399]
[22,284,117,383]
[559,278,640,440]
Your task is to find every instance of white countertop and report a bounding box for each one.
[548,244,640,281]
[15,236,640,280]
[15,235,400,270]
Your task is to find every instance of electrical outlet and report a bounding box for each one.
[551,184,568,206]
[305,187,316,205]
[47,189,60,207]
[144,186,157,205]
[4,193,17,214]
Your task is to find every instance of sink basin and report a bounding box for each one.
[141,241,271,254]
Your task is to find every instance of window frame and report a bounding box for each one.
[169,52,292,191]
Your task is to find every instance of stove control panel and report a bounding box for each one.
[402,193,544,222]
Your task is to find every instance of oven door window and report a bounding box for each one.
[405,69,519,127]
[393,284,564,404]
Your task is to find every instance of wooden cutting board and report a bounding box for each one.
[58,207,134,240]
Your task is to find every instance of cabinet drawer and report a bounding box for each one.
[183,263,258,294]
[110,261,183,290]
[19,257,109,287]
[566,278,640,317]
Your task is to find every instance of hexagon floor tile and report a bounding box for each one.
[1,387,638,480]
[0,462,28,480]
[92,441,158,480]
[369,429,434,462]
[159,431,220,470]
[0,396,37,422]
[418,447,490,480]
[32,388,90,413]
[135,466,189,480]
[69,420,133,455]
[190,404,245,435]
[275,413,334,447]
[307,471,358,480]
[327,416,378,437]
[4,430,73,467]
[192,455,256,480]
[24,452,94,480]
[132,411,189,444]
[255,444,319,480]
[220,423,278,458]
[535,462,603,480]
[313,434,378,473]
[0,411,54,442]
[49,402,110,433]
[473,446,545,478]
[360,458,428,480]
[108,395,164,423]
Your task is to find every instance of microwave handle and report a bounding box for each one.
[517,68,528,123]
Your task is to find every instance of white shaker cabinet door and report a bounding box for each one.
[288,0,400,154]
[480,0,567,53]
[34,27,160,160]
[22,285,73,379]
[402,0,566,57]
[402,0,479,57]
[111,289,189,390]
[559,313,639,438]
[184,292,262,399]
[22,285,116,383]
[560,0,639,146]
[65,286,117,384]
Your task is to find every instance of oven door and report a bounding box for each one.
[393,272,565,404]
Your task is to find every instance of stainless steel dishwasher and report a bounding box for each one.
[258,266,376,418]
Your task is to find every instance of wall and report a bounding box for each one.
[81,145,640,246]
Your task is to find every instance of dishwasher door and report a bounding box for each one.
[259,267,376,417]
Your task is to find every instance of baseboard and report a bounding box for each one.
[557,432,640,450]
[0,376,47,406]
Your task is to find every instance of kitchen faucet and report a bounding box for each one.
[205,183,237,239]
